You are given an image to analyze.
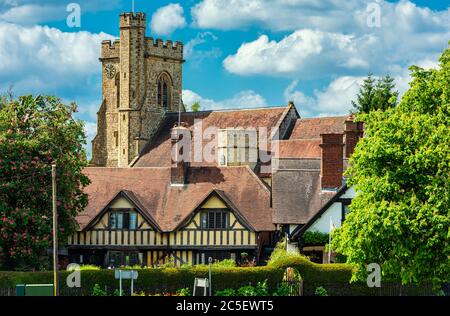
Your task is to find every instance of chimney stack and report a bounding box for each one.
[170,124,191,185]
[320,133,344,190]
[344,115,364,158]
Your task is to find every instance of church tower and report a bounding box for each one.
[91,12,184,167]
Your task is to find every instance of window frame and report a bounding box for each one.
[200,209,230,230]
[157,73,171,108]
[108,209,138,230]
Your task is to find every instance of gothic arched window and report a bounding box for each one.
[157,73,171,108]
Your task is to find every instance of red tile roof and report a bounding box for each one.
[289,116,347,140]
[79,166,274,232]
[134,107,288,167]
[273,139,322,158]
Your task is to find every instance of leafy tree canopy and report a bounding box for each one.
[352,74,399,113]
[332,46,450,285]
[191,102,201,112]
[0,95,90,270]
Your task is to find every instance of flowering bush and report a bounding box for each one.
[0,95,89,270]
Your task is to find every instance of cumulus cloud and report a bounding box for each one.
[284,77,365,117]
[151,3,186,36]
[222,1,450,81]
[223,30,369,78]
[183,89,268,111]
[0,0,120,24]
[0,22,114,95]
[285,58,440,118]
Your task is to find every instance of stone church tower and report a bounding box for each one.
[91,12,184,167]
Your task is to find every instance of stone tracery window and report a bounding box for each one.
[157,73,171,108]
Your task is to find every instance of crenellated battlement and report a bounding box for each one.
[101,39,120,59]
[145,37,183,60]
[120,12,146,28]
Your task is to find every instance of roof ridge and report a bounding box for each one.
[167,105,287,114]
[297,115,347,121]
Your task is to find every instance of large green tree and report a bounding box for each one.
[0,95,90,270]
[332,47,450,285]
[352,74,399,113]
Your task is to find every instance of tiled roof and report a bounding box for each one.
[289,116,347,140]
[272,159,336,225]
[133,107,288,167]
[273,139,322,159]
[78,166,274,232]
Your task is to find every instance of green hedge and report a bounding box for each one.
[0,256,354,295]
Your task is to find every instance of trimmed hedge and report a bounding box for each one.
[0,256,354,295]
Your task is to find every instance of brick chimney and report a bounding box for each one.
[320,133,344,190]
[171,124,191,185]
[344,115,364,158]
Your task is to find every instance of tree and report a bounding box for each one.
[332,46,450,285]
[0,95,90,270]
[191,102,201,112]
[352,74,398,113]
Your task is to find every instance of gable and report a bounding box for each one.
[92,196,153,230]
[84,190,160,232]
[179,191,254,231]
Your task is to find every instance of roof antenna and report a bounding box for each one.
[132,0,135,13]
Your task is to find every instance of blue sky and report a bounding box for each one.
[0,0,449,155]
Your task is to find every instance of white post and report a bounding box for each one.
[208,257,212,296]
[119,270,122,296]
[131,272,134,296]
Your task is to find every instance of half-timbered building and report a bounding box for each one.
[67,11,363,267]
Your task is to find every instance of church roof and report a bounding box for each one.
[77,166,274,232]
[133,106,289,167]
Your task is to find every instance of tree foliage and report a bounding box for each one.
[191,102,201,112]
[352,74,399,113]
[0,95,90,270]
[332,46,450,285]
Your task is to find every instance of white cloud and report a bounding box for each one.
[0,4,62,24]
[184,32,222,65]
[223,30,368,78]
[284,77,365,117]
[0,22,114,95]
[150,3,186,36]
[0,0,121,24]
[183,89,268,111]
[191,0,355,32]
[83,121,97,160]
[221,1,450,81]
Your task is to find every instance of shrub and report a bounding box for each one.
[215,288,235,296]
[237,285,257,296]
[255,280,269,296]
[79,265,101,271]
[267,238,304,266]
[315,286,329,296]
[303,231,329,245]
[176,287,191,296]
[92,284,107,296]
[272,283,290,296]
[0,256,354,295]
